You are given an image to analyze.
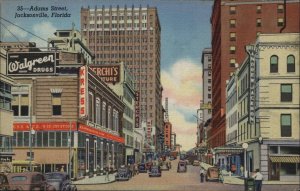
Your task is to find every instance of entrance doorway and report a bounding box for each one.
[270,162,280,180]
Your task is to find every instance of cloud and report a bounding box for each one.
[2,24,28,39]
[162,59,202,151]
[29,21,57,47]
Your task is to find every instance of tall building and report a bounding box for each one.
[80,5,163,151]
[209,0,300,149]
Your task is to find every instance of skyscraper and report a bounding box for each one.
[209,0,300,149]
[80,5,163,151]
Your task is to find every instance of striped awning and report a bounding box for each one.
[270,156,300,163]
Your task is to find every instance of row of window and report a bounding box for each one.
[95,53,153,59]
[91,45,154,51]
[85,23,149,30]
[84,30,153,36]
[86,13,149,22]
[0,81,12,110]
[229,18,284,28]
[229,4,284,15]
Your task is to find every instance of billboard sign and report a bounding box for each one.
[7,52,56,75]
[89,65,120,84]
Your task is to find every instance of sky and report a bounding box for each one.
[0,0,213,151]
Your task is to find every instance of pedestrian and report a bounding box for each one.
[240,165,244,177]
[252,169,263,191]
[60,166,65,172]
[105,165,110,181]
[200,168,205,183]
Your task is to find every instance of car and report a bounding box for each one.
[45,172,77,191]
[145,161,153,170]
[0,173,10,191]
[138,163,147,173]
[148,166,161,177]
[169,156,175,161]
[177,160,187,173]
[160,161,169,171]
[115,166,132,181]
[206,167,220,182]
[193,160,200,166]
[7,172,56,191]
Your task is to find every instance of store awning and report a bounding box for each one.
[270,156,300,163]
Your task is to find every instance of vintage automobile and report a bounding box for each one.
[192,160,200,166]
[7,172,56,191]
[138,163,147,173]
[145,161,153,170]
[177,160,187,173]
[159,161,169,171]
[0,173,10,191]
[115,166,132,181]
[206,167,220,182]
[148,166,161,177]
[45,172,77,191]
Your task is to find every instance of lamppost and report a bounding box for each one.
[242,143,249,178]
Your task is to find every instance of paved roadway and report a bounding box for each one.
[77,159,299,191]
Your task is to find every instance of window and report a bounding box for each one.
[281,114,291,137]
[256,18,262,27]
[277,4,284,13]
[281,84,292,102]
[287,55,295,72]
[88,92,94,122]
[230,19,236,28]
[270,55,278,73]
[229,6,236,14]
[230,58,236,67]
[256,5,262,13]
[96,98,101,125]
[52,93,61,116]
[230,46,236,54]
[102,102,107,127]
[277,18,284,27]
[230,32,236,41]
[12,95,19,116]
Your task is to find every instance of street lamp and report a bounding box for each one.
[242,143,249,178]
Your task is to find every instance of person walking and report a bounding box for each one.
[252,169,263,191]
[200,168,205,183]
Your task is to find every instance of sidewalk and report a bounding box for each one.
[200,162,299,185]
[73,173,116,185]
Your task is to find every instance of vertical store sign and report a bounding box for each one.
[135,91,140,128]
[79,66,88,118]
[246,45,259,125]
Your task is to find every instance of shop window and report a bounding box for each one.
[287,55,295,72]
[280,163,296,175]
[52,93,61,116]
[43,132,48,147]
[270,55,278,73]
[281,114,291,137]
[281,84,292,102]
[49,132,55,147]
[56,132,61,147]
[36,132,43,147]
[269,146,278,154]
[61,132,68,147]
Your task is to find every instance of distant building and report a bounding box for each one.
[164,122,172,151]
[80,6,163,152]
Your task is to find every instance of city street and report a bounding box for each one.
[76,159,299,191]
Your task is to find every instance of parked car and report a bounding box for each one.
[177,160,187,173]
[7,172,56,191]
[45,172,77,191]
[160,161,169,171]
[169,156,175,161]
[115,166,132,181]
[206,167,220,182]
[192,160,200,166]
[138,163,147,173]
[148,166,161,177]
[0,173,10,191]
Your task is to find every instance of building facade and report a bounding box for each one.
[80,6,163,151]
[0,47,14,172]
[210,0,300,152]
